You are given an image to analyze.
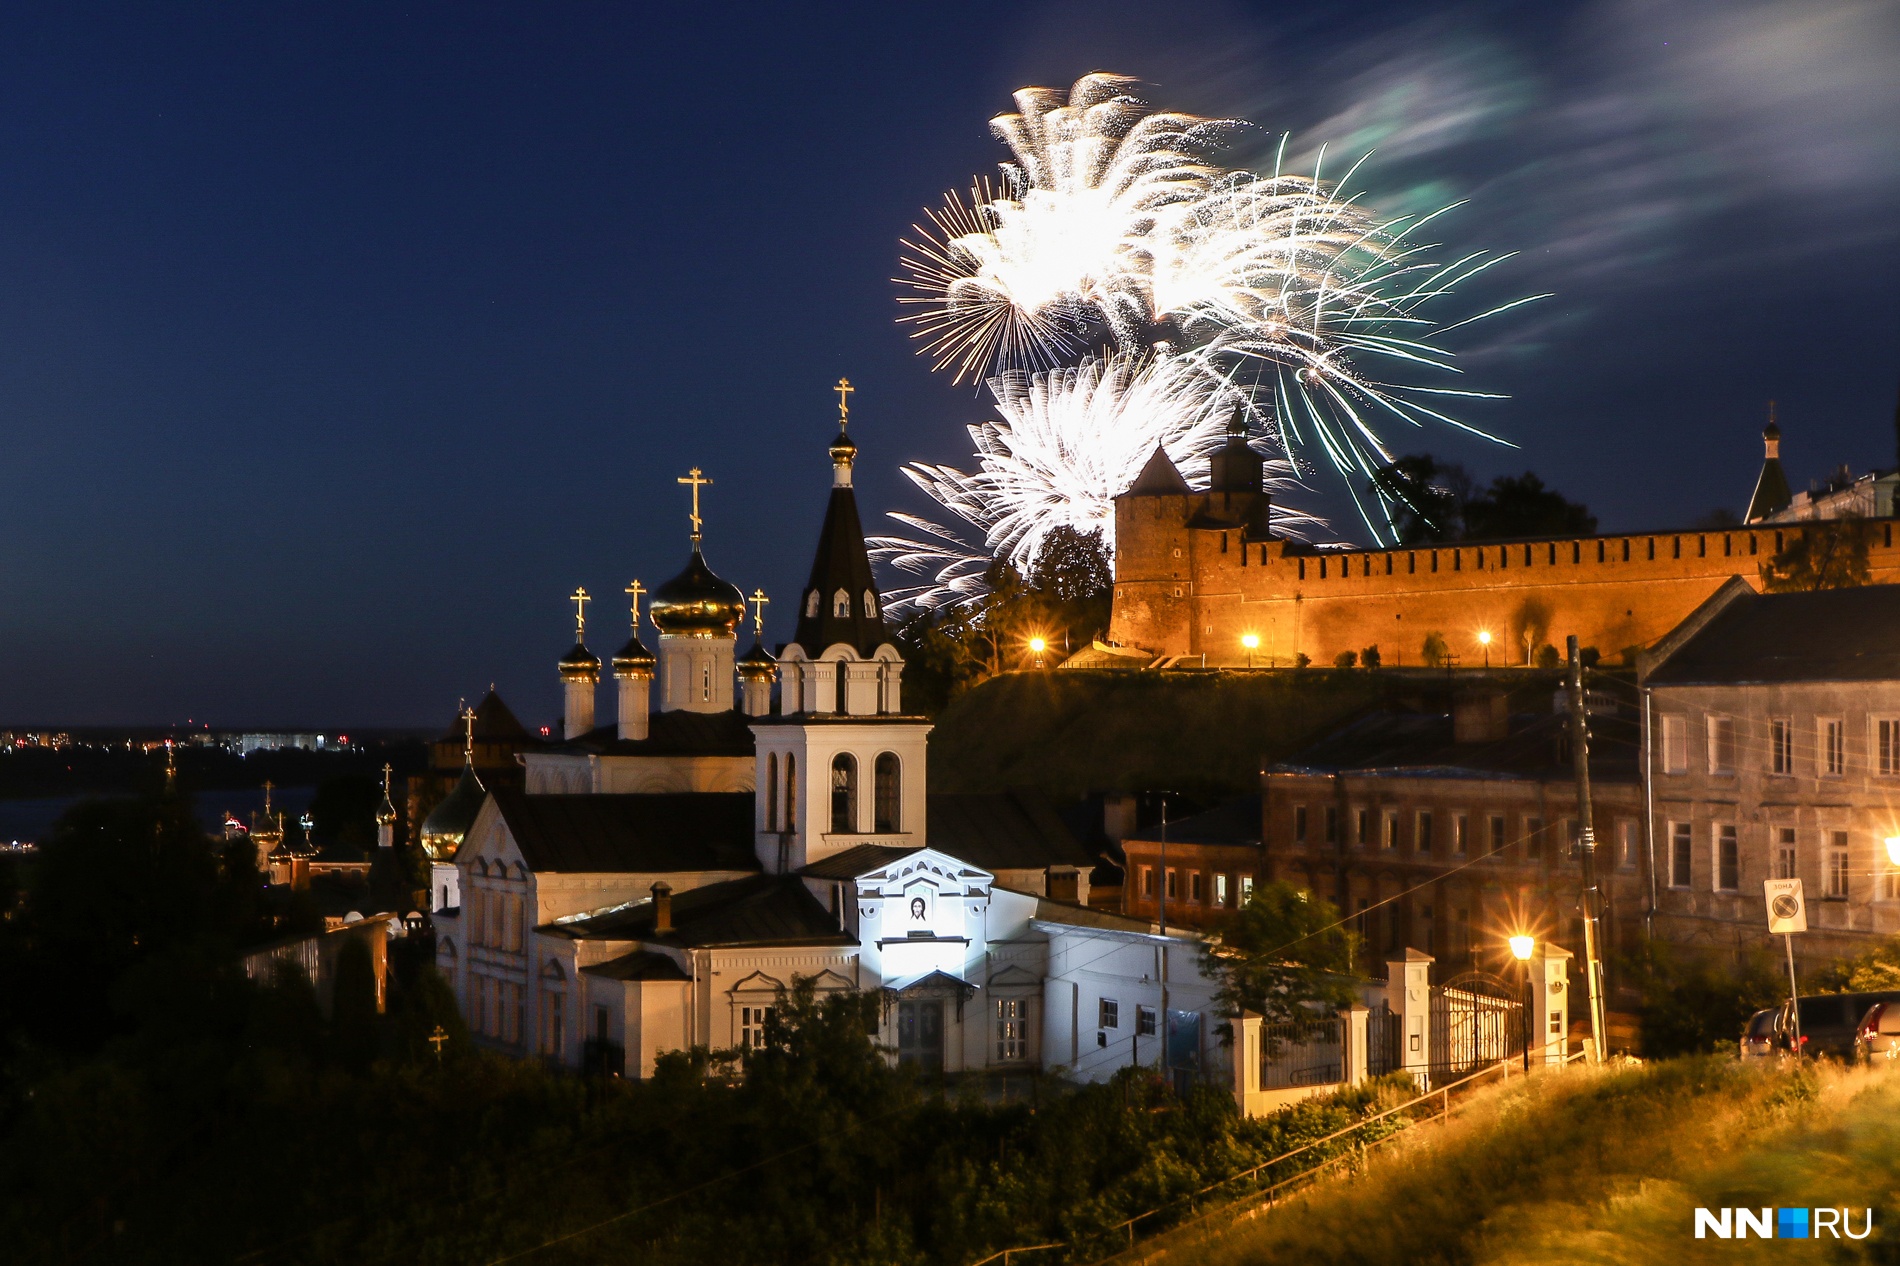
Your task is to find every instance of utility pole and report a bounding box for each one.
[1567,636,1609,1063]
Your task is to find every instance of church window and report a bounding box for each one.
[874,752,901,832]
[1362,556,1371,577]
[1723,534,1732,557]
[1298,559,1305,580]
[806,590,819,617]
[1385,554,1393,575]
[1098,998,1119,1029]
[863,589,877,617]
[833,589,851,617]
[1673,536,1682,559]
[1319,557,1327,579]
[830,753,858,833]
[740,1004,774,1051]
[766,753,778,829]
[785,754,797,830]
[1430,551,1438,573]
[1648,538,1656,560]
[1549,543,1557,565]
[1697,535,1706,557]
[995,998,1031,1062]
[1524,544,1532,566]
[1136,1006,1157,1037]
[835,660,849,713]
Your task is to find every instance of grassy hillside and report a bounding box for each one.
[925,669,1384,800]
[1161,1057,1900,1266]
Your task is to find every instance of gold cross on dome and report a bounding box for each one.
[624,579,646,630]
[570,587,590,639]
[382,762,392,797]
[834,377,854,428]
[677,467,712,541]
[461,704,476,761]
[749,588,769,636]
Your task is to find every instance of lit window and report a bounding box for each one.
[1240,875,1254,903]
[740,1004,774,1051]
[995,998,1030,1062]
[1215,873,1229,907]
[1618,820,1639,870]
[1454,814,1469,858]
[1382,810,1399,850]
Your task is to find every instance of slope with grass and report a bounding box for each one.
[1160,1057,1900,1266]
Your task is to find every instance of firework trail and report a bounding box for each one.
[893,73,1535,565]
[868,352,1321,614]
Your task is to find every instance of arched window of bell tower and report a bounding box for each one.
[830,753,857,834]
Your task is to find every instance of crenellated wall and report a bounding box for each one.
[1110,499,1900,667]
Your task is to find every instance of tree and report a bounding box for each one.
[1360,645,1382,669]
[1031,525,1113,604]
[1626,940,1784,1057]
[1461,472,1596,539]
[1199,882,1358,1025]
[1759,519,1873,591]
[1370,455,1468,543]
[1332,650,1357,669]
[310,774,380,856]
[1421,631,1448,667]
[330,935,381,1073]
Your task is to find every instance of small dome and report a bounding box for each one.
[738,639,778,675]
[558,642,601,676]
[612,633,657,671]
[420,764,485,861]
[649,547,746,638]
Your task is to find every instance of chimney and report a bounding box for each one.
[1452,689,1509,744]
[1047,866,1081,904]
[650,881,673,935]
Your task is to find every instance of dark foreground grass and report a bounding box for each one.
[1164,1057,1900,1266]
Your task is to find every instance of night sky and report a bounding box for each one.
[1,1,1894,728]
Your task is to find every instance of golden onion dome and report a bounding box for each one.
[649,547,745,638]
[419,763,485,861]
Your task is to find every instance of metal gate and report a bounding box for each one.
[1365,1003,1401,1077]
[1430,971,1525,1078]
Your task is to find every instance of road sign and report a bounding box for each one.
[1764,878,1807,934]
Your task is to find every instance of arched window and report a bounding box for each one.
[835,660,849,714]
[766,753,779,830]
[806,590,819,617]
[830,753,857,834]
[874,752,900,832]
[833,589,850,617]
[785,753,797,831]
[863,589,877,617]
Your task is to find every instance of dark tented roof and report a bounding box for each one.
[491,789,760,874]
[545,874,852,949]
[1746,426,1792,522]
[581,950,690,982]
[1125,445,1191,496]
[799,843,919,880]
[438,689,532,745]
[1646,584,1900,685]
[552,709,756,758]
[925,793,1095,871]
[788,467,890,658]
[1125,795,1262,847]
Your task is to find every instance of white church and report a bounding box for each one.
[427,396,1224,1085]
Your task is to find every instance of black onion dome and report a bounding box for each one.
[649,547,746,637]
[612,633,657,669]
[420,763,485,861]
[738,639,778,672]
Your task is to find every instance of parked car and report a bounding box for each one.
[1776,991,1900,1059]
[1855,1000,1900,1062]
[1739,1007,1780,1059]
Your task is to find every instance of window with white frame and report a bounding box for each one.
[1215,873,1229,907]
[995,997,1032,1062]
[1240,874,1254,903]
[1827,831,1850,898]
[1670,822,1693,888]
[1707,716,1737,774]
[1098,998,1119,1030]
[1776,827,1797,880]
[1715,824,1739,892]
[1771,718,1793,775]
[1879,719,1900,776]
[1661,714,1688,773]
[1136,1005,1158,1037]
[1822,718,1846,776]
[740,1004,774,1051]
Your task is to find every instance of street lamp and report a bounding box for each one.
[1509,934,1534,1071]
[1885,836,1900,868]
[1028,636,1047,669]
[1241,632,1259,668]
[1479,629,1493,669]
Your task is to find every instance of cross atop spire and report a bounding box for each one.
[749,588,769,637]
[677,467,712,541]
[834,377,854,430]
[461,702,476,764]
[570,587,591,640]
[382,762,393,797]
[624,579,646,631]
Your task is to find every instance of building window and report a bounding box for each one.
[873,752,901,832]
[835,660,849,713]
[1355,808,1371,848]
[1324,805,1339,844]
[784,753,797,830]
[1240,874,1254,903]
[1136,1005,1158,1037]
[1098,998,1119,1029]
[1707,716,1736,774]
[1822,718,1845,776]
[995,998,1031,1062]
[1879,720,1900,776]
[829,753,857,833]
[542,990,564,1057]
[1776,827,1797,880]
[1140,866,1154,897]
[701,661,711,702]
[1215,873,1229,906]
[1383,810,1399,850]
[1488,814,1505,858]
[1165,869,1178,899]
[1661,715,1687,773]
[1671,822,1692,887]
[1715,824,1739,892]
[1416,811,1434,855]
[1294,806,1308,842]
[1617,819,1638,870]
[1454,814,1469,858]
[1771,719,1793,775]
[1828,832,1850,898]
[1189,871,1204,903]
[1525,816,1544,861]
[832,590,850,617]
[766,752,778,830]
[1885,859,1900,902]
[740,1004,774,1051]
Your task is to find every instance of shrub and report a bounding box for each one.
[1333,650,1357,669]
[1360,645,1381,668]
[1293,652,1312,668]
[1534,643,1561,669]
[1421,632,1448,667]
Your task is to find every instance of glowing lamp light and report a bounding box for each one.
[1478,631,1492,646]
[1885,836,1900,868]
[1508,935,1535,961]
[1241,633,1260,650]
[1028,637,1047,654]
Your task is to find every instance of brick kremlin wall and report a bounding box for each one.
[1109,494,1900,667]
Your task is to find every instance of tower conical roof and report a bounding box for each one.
[789,435,890,657]
[1126,444,1191,496]
[1746,423,1792,522]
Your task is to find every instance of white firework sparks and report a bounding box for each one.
[869,353,1320,614]
[895,74,1539,543]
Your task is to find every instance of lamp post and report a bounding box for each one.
[1028,636,1046,669]
[1479,630,1492,669]
[1510,934,1534,1071]
[1241,632,1259,669]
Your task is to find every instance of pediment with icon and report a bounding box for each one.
[851,848,992,941]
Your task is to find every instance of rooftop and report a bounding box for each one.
[1646,582,1900,686]
[491,789,759,874]
[542,873,851,949]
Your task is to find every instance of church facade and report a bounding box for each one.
[432,400,1224,1085]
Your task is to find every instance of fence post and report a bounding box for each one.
[1344,1002,1369,1086]
[1233,1009,1262,1115]
[1532,945,1573,1066]
[1386,948,1435,1089]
